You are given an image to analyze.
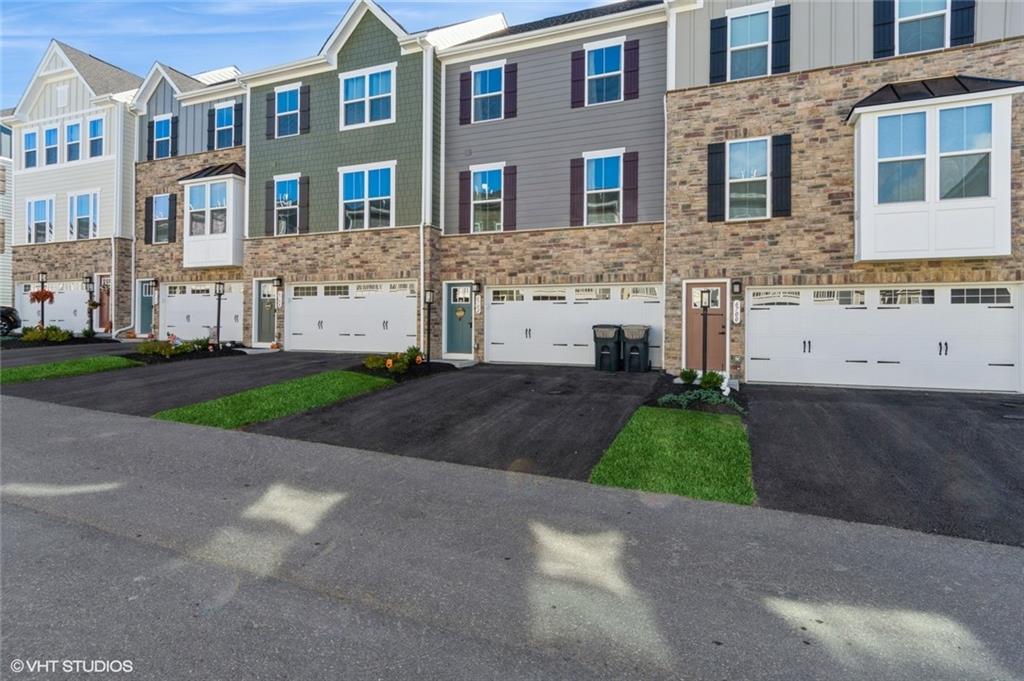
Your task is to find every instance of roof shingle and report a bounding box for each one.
[467,0,662,43]
[55,40,143,95]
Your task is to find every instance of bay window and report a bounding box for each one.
[938,103,990,199]
[877,112,926,203]
[188,181,229,236]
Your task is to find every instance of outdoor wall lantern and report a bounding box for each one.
[423,289,435,305]
[272,277,283,288]
[471,282,482,295]
[37,271,47,284]
[731,280,742,296]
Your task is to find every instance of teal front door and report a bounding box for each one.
[138,281,154,335]
[445,284,473,355]
[257,281,277,344]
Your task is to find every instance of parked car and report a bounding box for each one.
[1,306,22,336]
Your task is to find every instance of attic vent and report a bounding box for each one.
[56,84,68,108]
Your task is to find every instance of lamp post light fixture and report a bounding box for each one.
[84,276,96,335]
[699,289,712,376]
[213,282,225,346]
[423,289,435,366]
[37,271,48,327]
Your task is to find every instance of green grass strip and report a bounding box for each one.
[154,370,392,429]
[0,355,142,384]
[590,407,755,505]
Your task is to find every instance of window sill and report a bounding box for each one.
[338,118,396,132]
[583,97,625,108]
[470,116,505,125]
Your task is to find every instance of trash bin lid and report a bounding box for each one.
[621,324,650,340]
[593,324,621,339]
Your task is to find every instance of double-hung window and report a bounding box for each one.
[340,162,394,230]
[728,5,770,80]
[584,152,622,225]
[274,176,299,235]
[27,198,54,243]
[585,40,622,105]
[727,138,770,219]
[188,181,229,235]
[275,85,300,138]
[23,131,37,168]
[877,112,926,203]
[939,103,990,199]
[153,115,172,159]
[88,117,104,157]
[68,192,98,240]
[897,0,948,55]
[152,194,170,243]
[472,63,503,122]
[44,127,58,165]
[471,164,502,232]
[340,64,395,129]
[215,104,234,149]
[66,123,80,162]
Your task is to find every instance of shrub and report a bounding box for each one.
[699,371,725,391]
[680,368,698,384]
[658,389,743,413]
[364,346,424,375]
[363,355,387,370]
[137,339,201,358]
[81,327,97,338]
[21,325,72,343]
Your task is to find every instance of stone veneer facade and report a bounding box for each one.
[134,147,246,336]
[664,37,1024,378]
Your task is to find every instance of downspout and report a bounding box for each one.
[418,39,435,349]
[113,100,137,337]
[662,92,670,375]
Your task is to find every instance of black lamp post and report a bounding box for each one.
[700,289,711,375]
[214,281,225,346]
[83,275,95,335]
[423,289,435,365]
[37,271,47,327]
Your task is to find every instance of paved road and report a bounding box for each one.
[1,341,132,368]
[249,364,664,480]
[3,396,1022,680]
[0,351,361,415]
[744,385,1024,547]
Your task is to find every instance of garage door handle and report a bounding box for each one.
[938,342,942,356]
[943,342,948,356]
[802,340,807,353]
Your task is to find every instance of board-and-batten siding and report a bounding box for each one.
[672,0,1024,90]
[443,22,666,233]
[136,79,244,160]
[120,111,136,238]
[27,76,93,120]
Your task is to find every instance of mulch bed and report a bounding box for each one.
[644,377,750,415]
[122,347,247,365]
[1,336,122,350]
[351,360,459,383]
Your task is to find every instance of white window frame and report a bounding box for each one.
[274,83,301,139]
[936,102,992,201]
[725,136,772,221]
[65,120,81,162]
[583,36,625,107]
[336,160,397,230]
[26,196,55,244]
[469,161,505,233]
[582,148,624,226]
[88,116,104,157]
[273,172,301,236]
[338,62,397,131]
[470,59,505,124]
[43,126,59,165]
[895,0,950,56]
[67,190,99,240]
[214,102,235,150]
[22,129,38,169]
[151,193,171,244]
[152,113,172,160]
[183,180,230,237]
[875,111,927,205]
[725,1,774,82]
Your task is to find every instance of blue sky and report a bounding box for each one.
[1,0,605,109]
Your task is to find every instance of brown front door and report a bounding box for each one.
[685,283,727,372]
[98,275,111,332]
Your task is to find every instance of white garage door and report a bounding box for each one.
[16,281,89,333]
[285,281,416,353]
[161,282,243,342]
[485,284,664,367]
[746,285,1022,392]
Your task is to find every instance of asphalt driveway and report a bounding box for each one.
[0,351,362,415]
[1,340,133,368]
[249,364,663,480]
[744,385,1024,546]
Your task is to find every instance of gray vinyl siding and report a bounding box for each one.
[443,22,666,233]
[672,0,1024,90]
[136,79,245,160]
[1,157,12,305]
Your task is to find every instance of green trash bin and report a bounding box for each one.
[592,325,622,372]
[622,325,651,372]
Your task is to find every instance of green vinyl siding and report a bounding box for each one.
[248,11,424,235]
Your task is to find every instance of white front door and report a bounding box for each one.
[746,285,1022,392]
[16,281,89,333]
[285,281,417,353]
[160,282,243,341]
[484,284,664,367]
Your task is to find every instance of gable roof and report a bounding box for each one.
[161,64,205,94]
[467,0,662,43]
[178,162,245,182]
[54,40,142,95]
[847,75,1024,121]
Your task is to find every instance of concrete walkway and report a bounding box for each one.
[3,396,1021,680]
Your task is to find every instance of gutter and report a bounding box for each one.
[417,38,435,349]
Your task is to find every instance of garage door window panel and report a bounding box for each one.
[472,166,502,232]
[951,288,1010,305]
[275,178,299,235]
[751,289,800,306]
[585,154,622,225]
[491,289,523,302]
[939,104,990,200]
[813,289,865,306]
[880,288,935,305]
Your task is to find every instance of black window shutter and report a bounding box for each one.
[167,194,177,242]
[771,134,792,218]
[299,86,311,134]
[265,180,275,235]
[459,72,472,125]
[298,176,310,232]
[170,116,178,157]
[207,108,216,151]
[707,142,726,222]
[771,5,791,74]
[569,158,584,226]
[233,102,244,146]
[570,50,585,108]
[624,39,640,100]
[144,196,153,244]
[458,171,471,233]
[503,166,517,230]
[950,0,975,46]
[146,121,154,161]
[873,0,895,58]
[504,64,517,119]
[622,151,639,223]
[709,17,728,84]
[265,92,275,139]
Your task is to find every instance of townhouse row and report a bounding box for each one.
[3,0,1022,392]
